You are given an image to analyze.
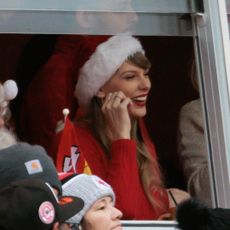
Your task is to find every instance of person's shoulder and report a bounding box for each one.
[180,98,201,115]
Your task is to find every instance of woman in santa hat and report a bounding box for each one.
[68,35,190,220]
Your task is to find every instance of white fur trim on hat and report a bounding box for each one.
[75,35,144,107]
[62,174,115,224]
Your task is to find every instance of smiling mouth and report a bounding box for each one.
[131,95,147,106]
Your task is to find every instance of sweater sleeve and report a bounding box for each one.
[106,139,141,219]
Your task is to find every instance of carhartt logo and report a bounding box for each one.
[31,161,40,169]
[25,159,43,174]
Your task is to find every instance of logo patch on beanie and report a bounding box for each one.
[92,175,110,190]
[38,201,55,224]
[25,159,43,175]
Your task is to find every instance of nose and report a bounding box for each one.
[112,206,123,220]
[139,75,151,91]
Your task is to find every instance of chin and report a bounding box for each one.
[130,108,147,118]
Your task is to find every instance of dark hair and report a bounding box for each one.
[127,51,151,71]
[176,198,230,230]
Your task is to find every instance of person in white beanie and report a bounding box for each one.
[55,35,190,220]
[62,174,123,230]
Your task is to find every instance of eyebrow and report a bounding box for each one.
[120,69,148,76]
[97,197,113,204]
[120,71,136,75]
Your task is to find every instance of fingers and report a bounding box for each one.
[109,92,123,108]
[102,91,131,111]
[100,91,132,141]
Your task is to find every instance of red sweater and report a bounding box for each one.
[74,122,169,220]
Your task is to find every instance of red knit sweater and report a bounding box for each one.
[74,122,169,220]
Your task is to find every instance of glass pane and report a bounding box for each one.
[0,0,192,35]
[0,11,192,36]
[0,0,190,13]
[226,0,230,13]
[0,0,213,225]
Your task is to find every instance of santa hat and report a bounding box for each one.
[74,35,144,108]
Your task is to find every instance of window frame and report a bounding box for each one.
[1,0,230,228]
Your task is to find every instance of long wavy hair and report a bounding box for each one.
[78,52,167,213]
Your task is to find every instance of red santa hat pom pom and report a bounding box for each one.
[3,80,18,101]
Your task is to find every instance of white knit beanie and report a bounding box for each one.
[62,174,115,224]
[74,35,144,108]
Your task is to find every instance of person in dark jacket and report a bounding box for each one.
[176,198,230,230]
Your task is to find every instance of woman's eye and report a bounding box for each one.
[124,75,135,80]
[97,206,105,210]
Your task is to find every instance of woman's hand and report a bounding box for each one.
[101,91,132,142]
[167,188,190,208]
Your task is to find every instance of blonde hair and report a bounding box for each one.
[78,52,168,213]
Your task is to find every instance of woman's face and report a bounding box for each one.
[98,61,151,118]
[81,196,123,230]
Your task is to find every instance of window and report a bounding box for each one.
[1,0,230,229]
